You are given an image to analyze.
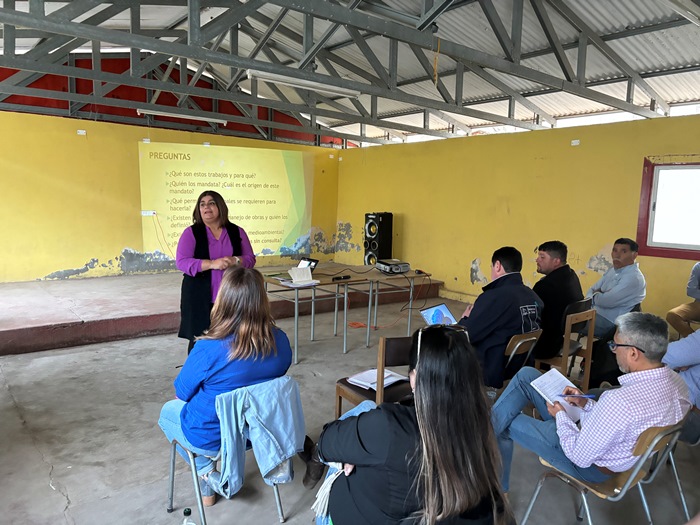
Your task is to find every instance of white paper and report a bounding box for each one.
[347,369,408,390]
[288,266,313,283]
[530,369,583,422]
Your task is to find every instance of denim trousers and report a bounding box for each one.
[158,399,219,477]
[490,367,609,492]
[316,400,377,525]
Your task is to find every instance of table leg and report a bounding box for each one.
[333,283,339,337]
[294,288,299,365]
[407,278,414,336]
[343,283,349,354]
[311,287,316,341]
[366,280,373,348]
[373,281,379,331]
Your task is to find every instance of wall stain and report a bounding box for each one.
[119,248,176,274]
[45,258,99,279]
[587,251,612,274]
[41,225,358,280]
[470,258,488,285]
[333,222,362,253]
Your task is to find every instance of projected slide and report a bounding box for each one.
[138,142,312,256]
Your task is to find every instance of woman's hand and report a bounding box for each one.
[207,257,239,270]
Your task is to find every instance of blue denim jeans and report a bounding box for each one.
[316,400,377,525]
[491,367,610,491]
[158,399,219,477]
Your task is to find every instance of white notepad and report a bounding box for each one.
[530,369,583,422]
[347,369,408,390]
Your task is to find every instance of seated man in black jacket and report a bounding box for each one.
[531,241,583,359]
[458,246,542,391]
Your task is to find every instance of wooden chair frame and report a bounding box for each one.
[535,309,596,391]
[335,335,412,418]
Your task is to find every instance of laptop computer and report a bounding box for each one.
[297,257,319,273]
[420,303,458,326]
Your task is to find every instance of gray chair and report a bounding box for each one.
[166,379,301,525]
[668,426,700,521]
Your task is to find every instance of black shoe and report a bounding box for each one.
[302,442,326,490]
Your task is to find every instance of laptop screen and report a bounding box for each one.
[420,303,458,326]
[297,257,319,273]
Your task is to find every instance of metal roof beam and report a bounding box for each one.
[260,0,658,118]
[477,0,514,60]
[530,0,575,82]
[344,26,390,88]
[464,62,556,125]
[546,0,671,115]
[417,0,457,31]
[409,43,454,104]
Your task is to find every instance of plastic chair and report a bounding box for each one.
[335,335,412,418]
[521,421,685,525]
[535,298,595,391]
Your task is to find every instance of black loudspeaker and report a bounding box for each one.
[363,212,393,265]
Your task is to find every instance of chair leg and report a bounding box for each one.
[521,476,547,524]
[186,449,208,525]
[577,492,593,525]
[668,451,691,521]
[273,483,285,522]
[637,485,653,525]
[167,440,177,513]
[335,395,342,420]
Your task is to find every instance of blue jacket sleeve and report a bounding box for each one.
[663,331,700,369]
[688,263,700,301]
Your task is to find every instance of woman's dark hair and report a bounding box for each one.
[201,267,276,361]
[192,190,230,227]
[409,326,511,525]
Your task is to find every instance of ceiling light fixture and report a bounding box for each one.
[136,108,227,125]
[246,69,361,99]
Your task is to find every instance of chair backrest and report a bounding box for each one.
[504,329,543,367]
[561,297,593,333]
[607,422,684,501]
[376,336,412,403]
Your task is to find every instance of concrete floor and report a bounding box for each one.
[1,300,698,525]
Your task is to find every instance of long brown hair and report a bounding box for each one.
[201,267,277,360]
[409,326,511,525]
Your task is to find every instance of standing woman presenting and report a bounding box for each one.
[177,190,256,353]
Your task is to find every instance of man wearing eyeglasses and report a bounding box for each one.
[491,312,690,493]
[458,246,542,390]
[586,238,646,338]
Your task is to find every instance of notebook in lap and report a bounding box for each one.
[420,303,458,326]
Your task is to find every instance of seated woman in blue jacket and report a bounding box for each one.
[307,325,512,525]
[158,266,292,506]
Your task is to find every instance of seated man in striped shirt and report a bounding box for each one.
[491,312,691,492]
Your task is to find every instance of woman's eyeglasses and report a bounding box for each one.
[417,324,469,363]
[608,342,646,354]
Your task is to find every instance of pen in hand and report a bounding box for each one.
[556,394,595,399]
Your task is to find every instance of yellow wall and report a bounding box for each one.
[2,110,698,319]
[0,111,339,282]
[335,115,700,318]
